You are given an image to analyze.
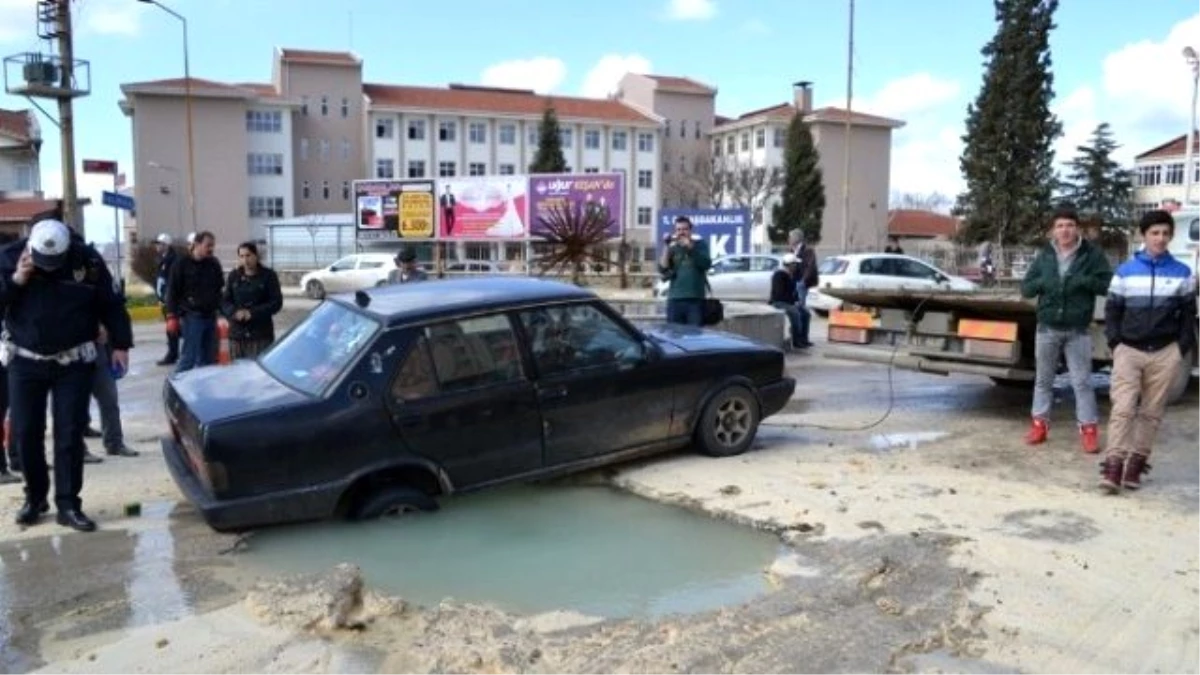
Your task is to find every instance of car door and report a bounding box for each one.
[891,257,943,291]
[324,255,359,293]
[708,256,750,299]
[355,258,389,287]
[386,315,543,489]
[747,256,781,301]
[516,301,674,466]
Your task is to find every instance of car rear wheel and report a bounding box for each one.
[695,385,760,457]
[351,485,438,521]
[305,279,325,299]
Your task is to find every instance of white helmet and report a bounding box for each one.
[186,232,196,245]
[156,233,173,245]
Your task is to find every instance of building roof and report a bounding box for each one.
[887,209,961,238]
[0,109,35,142]
[277,48,361,67]
[644,74,717,95]
[121,77,262,98]
[363,83,659,125]
[233,82,284,99]
[0,197,61,224]
[712,103,905,132]
[1135,133,1199,161]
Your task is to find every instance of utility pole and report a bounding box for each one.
[55,0,79,230]
[840,0,855,253]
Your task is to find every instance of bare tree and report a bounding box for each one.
[713,160,783,224]
[661,156,716,209]
[889,191,953,213]
[303,214,322,268]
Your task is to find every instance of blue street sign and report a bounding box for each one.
[102,190,135,211]
[656,208,751,259]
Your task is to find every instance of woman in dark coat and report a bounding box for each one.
[221,241,283,359]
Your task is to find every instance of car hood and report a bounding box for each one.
[643,324,768,353]
[167,360,310,424]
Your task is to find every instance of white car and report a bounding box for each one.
[300,253,396,299]
[654,254,784,301]
[807,253,978,313]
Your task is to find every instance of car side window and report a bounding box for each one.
[723,257,751,273]
[859,258,883,275]
[390,335,438,402]
[519,303,642,376]
[330,256,356,272]
[360,261,386,269]
[896,259,938,280]
[425,314,523,392]
[750,257,778,272]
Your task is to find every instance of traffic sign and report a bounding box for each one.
[102,190,135,211]
[83,159,118,174]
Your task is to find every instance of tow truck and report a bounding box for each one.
[819,210,1199,405]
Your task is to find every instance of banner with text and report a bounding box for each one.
[355,179,436,241]
[656,208,751,259]
[437,175,530,239]
[528,172,625,239]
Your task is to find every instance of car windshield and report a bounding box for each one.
[259,301,381,396]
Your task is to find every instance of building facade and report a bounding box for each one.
[709,83,904,254]
[1132,133,1200,214]
[120,48,664,266]
[0,108,56,237]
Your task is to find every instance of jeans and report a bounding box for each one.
[772,301,806,347]
[176,314,218,374]
[0,363,9,472]
[1032,325,1097,424]
[666,298,704,327]
[8,357,93,511]
[89,345,124,450]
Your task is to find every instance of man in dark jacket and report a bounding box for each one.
[165,230,224,373]
[1019,205,1112,452]
[388,248,428,284]
[658,216,712,326]
[0,218,133,531]
[769,253,806,349]
[787,229,819,347]
[154,233,180,366]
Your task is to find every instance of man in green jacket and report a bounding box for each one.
[1019,205,1113,452]
[657,216,712,326]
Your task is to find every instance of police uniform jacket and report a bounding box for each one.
[220,265,283,342]
[0,238,134,355]
[155,247,177,302]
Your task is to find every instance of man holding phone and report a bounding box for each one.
[657,216,712,326]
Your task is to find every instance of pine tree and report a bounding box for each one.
[770,111,825,244]
[1062,122,1135,242]
[529,103,568,173]
[956,0,1063,245]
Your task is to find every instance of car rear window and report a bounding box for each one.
[259,301,381,396]
[818,257,849,275]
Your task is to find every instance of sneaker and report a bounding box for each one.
[1024,417,1049,445]
[1099,454,1125,494]
[1122,453,1151,490]
[1079,423,1100,454]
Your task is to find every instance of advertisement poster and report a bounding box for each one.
[528,172,625,239]
[354,179,436,240]
[656,208,751,258]
[437,175,529,239]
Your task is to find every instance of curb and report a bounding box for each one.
[128,305,161,323]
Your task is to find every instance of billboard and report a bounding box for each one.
[437,175,529,239]
[529,172,625,239]
[354,179,436,241]
[656,208,752,259]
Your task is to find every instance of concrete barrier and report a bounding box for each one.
[600,294,788,349]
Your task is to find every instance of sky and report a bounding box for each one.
[0,0,1196,243]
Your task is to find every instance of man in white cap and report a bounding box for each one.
[154,233,180,365]
[0,218,133,532]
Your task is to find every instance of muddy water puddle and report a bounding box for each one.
[239,484,784,619]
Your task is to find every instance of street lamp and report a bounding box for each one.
[148,161,184,237]
[138,0,196,232]
[1184,46,1198,206]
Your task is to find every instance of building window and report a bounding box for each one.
[527,127,539,146]
[584,166,599,174]
[340,138,351,161]
[665,120,671,138]
[637,206,652,226]
[1166,162,1185,185]
[755,129,765,148]
[695,123,701,140]
[774,127,785,147]
[438,161,457,177]
[376,118,394,139]
[612,131,628,151]
[468,122,487,144]
[248,196,284,219]
[726,136,734,153]
[438,121,457,142]
[246,153,284,175]
[637,133,654,152]
[407,160,426,178]
[376,159,395,178]
[407,119,426,140]
[637,170,653,189]
[15,164,33,191]
[322,181,330,199]
[299,138,309,160]
[713,139,722,156]
[301,181,310,199]
[342,181,350,200]
[469,162,487,176]
[300,96,308,116]
[245,110,282,133]
[498,163,516,175]
[498,124,516,145]
[584,129,601,149]
[680,120,687,139]
[320,96,328,116]
[1137,165,1162,187]
[740,132,750,151]
[340,97,349,118]
[559,128,573,148]
[319,139,330,161]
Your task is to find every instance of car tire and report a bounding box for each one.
[351,485,438,520]
[695,385,760,458]
[305,279,325,299]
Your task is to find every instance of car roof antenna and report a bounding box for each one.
[354,290,371,308]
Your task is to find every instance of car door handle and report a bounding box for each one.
[538,385,568,401]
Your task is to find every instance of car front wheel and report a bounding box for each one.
[305,279,325,299]
[351,485,438,520]
[695,385,760,457]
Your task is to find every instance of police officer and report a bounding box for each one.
[0,218,133,531]
[154,233,179,366]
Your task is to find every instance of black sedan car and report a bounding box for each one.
[162,277,796,531]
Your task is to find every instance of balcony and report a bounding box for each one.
[3,52,91,99]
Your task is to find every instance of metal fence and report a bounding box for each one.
[264,223,357,271]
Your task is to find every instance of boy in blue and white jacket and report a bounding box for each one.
[1100,209,1197,493]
